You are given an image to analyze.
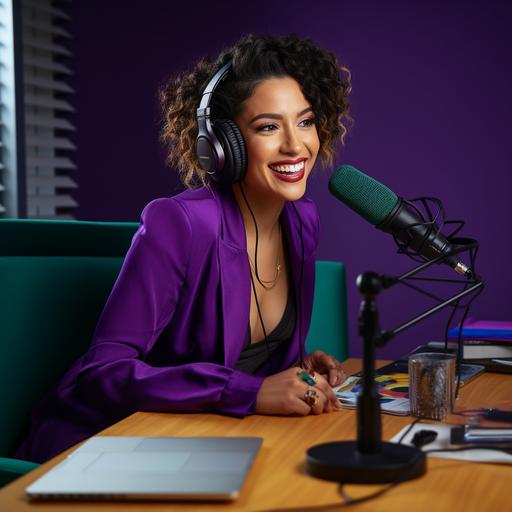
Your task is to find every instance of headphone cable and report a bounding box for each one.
[239,182,271,357]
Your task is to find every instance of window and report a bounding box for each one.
[0,0,75,219]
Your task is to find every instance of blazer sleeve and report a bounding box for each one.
[72,198,264,418]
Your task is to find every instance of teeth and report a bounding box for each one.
[269,161,305,174]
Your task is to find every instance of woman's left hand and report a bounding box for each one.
[303,350,346,387]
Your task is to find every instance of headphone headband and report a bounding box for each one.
[197,61,232,112]
[195,60,247,185]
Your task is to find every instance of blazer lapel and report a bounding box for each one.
[215,187,251,368]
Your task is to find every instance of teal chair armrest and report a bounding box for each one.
[306,261,349,361]
[0,457,40,488]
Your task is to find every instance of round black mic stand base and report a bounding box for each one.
[306,441,426,484]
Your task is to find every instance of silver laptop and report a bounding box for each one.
[26,436,263,501]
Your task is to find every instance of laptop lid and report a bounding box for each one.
[26,436,263,501]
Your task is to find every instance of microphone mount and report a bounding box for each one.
[306,224,484,484]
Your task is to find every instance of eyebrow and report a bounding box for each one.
[248,107,313,125]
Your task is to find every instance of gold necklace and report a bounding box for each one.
[248,223,282,290]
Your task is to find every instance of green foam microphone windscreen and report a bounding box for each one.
[328,165,399,226]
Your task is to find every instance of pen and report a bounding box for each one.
[482,408,512,422]
[491,359,512,366]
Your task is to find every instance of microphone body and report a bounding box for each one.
[329,165,471,276]
[378,197,469,275]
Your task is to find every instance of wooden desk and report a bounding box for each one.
[0,359,510,511]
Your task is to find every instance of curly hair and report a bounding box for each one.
[159,33,352,188]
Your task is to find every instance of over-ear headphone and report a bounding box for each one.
[195,61,248,186]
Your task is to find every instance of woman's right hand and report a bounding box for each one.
[254,367,342,416]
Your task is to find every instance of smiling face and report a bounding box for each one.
[233,76,320,204]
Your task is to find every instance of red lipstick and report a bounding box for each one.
[268,160,306,183]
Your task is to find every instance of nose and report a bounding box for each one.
[280,125,302,155]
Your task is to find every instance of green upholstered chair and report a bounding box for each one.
[0,219,139,488]
[0,218,349,487]
[306,260,349,362]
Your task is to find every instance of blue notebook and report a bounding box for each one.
[448,319,512,340]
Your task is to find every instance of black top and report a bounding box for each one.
[234,291,296,374]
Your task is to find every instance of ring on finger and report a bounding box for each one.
[297,370,317,386]
[303,387,319,407]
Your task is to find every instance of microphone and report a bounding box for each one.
[328,165,471,276]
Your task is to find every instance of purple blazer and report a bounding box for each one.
[16,185,319,463]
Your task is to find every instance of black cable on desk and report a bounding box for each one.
[335,418,423,507]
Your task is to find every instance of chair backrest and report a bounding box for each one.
[306,261,349,362]
[0,219,139,457]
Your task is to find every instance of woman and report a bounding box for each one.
[16,33,352,463]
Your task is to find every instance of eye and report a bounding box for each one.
[256,123,278,132]
[300,117,316,127]
[256,117,316,132]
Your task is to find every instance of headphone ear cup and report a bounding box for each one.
[212,119,247,185]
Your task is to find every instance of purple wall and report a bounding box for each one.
[70,1,512,359]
